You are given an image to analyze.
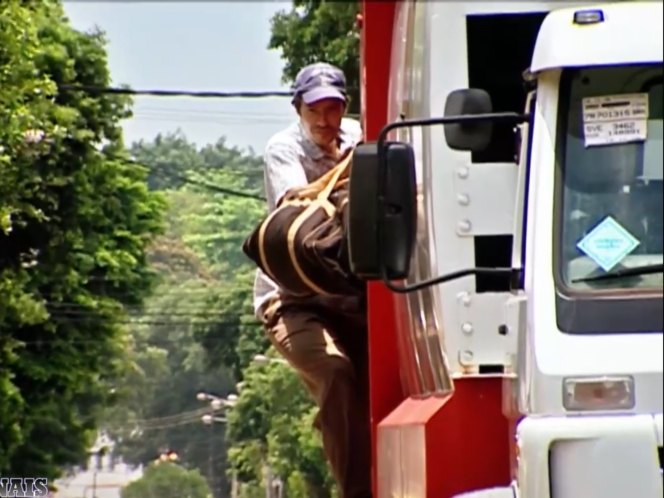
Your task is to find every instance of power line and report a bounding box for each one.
[47,311,252,320]
[12,326,256,345]
[45,302,257,314]
[58,84,293,99]
[163,171,266,201]
[56,84,361,117]
[46,317,241,326]
[132,107,294,118]
[134,407,215,428]
[87,154,265,200]
[130,114,293,127]
[111,154,267,201]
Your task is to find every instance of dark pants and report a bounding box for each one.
[260,296,372,498]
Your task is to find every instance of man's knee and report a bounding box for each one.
[321,355,355,384]
[311,358,353,412]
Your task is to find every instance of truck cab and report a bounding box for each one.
[350,2,663,497]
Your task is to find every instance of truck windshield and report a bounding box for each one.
[556,64,663,294]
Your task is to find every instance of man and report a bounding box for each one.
[253,62,372,498]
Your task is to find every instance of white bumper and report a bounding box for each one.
[517,413,663,498]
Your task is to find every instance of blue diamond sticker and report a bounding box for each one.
[577,216,640,272]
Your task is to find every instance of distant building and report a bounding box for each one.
[53,433,143,498]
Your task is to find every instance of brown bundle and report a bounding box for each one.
[242,149,364,297]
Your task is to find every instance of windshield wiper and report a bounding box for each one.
[572,263,664,283]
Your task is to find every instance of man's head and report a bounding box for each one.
[292,62,347,150]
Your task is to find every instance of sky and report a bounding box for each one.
[62,1,297,156]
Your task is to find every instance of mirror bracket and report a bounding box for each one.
[370,100,528,293]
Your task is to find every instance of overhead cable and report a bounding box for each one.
[58,84,293,99]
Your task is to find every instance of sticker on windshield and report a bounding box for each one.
[582,93,649,147]
[577,216,640,272]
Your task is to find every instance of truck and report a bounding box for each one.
[348,1,663,497]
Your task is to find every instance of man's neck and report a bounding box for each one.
[320,139,341,159]
[298,121,344,159]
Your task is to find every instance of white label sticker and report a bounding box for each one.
[576,216,640,272]
[582,93,649,147]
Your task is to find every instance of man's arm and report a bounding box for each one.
[263,141,308,211]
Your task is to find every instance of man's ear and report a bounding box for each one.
[293,96,303,115]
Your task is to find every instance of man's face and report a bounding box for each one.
[299,98,346,148]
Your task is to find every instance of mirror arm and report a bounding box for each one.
[380,267,520,294]
[373,112,529,294]
[376,112,531,149]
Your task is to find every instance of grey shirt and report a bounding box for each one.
[252,117,363,318]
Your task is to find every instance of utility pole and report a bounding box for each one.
[198,391,236,498]
[264,465,284,498]
[231,472,239,498]
[89,442,108,498]
[265,465,273,498]
[91,467,98,498]
[208,424,215,498]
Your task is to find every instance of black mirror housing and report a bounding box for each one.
[348,142,417,280]
[348,144,380,279]
[444,88,494,152]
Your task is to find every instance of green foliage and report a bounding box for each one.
[268,1,361,114]
[129,132,269,378]
[101,132,270,498]
[1,1,346,494]
[192,268,268,380]
[101,272,237,498]
[121,461,211,498]
[226,358,334,498]
[0,0,163,477]
[131,133,264,194]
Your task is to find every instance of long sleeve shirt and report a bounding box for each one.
[252,117,363,318]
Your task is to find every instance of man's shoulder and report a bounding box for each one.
[264,117,363,158]
[265,121,301,155]
[340,117,363,144]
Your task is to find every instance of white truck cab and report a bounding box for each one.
[508,4,663,497]
[349,2,663,497]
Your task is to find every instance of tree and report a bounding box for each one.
[102,133,270,497]
[268,1,362,115]
[102,274,237,498]
[0,1,52,466]
[129,132,269,379]
[121,461,211,498]
[226,356,334,498]
[130,132,265,194]
[0,0,164,477]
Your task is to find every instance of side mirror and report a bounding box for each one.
[444,88,494,152]
[348,142,417,280]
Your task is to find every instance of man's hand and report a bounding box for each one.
[280,148,354,203]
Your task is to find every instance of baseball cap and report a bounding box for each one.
[292,62,347,105]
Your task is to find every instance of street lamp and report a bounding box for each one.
[196,391,236,498]
[197,391,221,402]
[201,414,227,426]
[197,391,238,408]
